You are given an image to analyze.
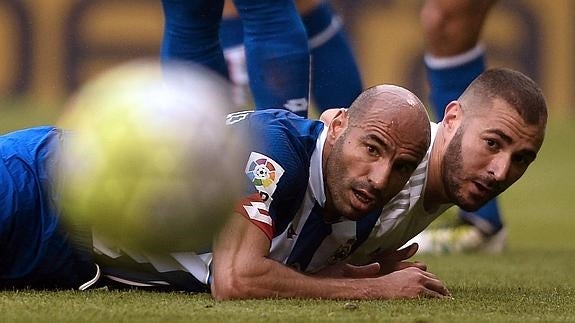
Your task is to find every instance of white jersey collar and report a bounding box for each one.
[309,124,328,207]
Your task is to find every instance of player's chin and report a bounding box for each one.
[345,204,379,221]
[457,194,494,212]
[455,183,497,211]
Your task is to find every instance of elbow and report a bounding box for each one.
[211,272,253,301]
[211,279,237,301]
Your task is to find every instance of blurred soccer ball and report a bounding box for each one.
[56,59,245,252]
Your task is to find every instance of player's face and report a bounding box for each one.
[324,111,428,221]
[442,99,544,211]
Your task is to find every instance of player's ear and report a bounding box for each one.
[319,108,340,124]
[441,101,463,133]
[327,108,348,141]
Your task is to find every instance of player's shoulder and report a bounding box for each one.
[227,109,324,150]
[228,108,319,126]
[236,109,323,193]
[0,126,61,155]
[0,126,61,143]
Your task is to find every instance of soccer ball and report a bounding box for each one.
[56,59,246,252]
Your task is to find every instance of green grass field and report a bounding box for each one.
[1,104,574,322]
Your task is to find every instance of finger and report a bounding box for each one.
[419,269,438,280]
[379,243,418,262]
[405,265,436,277]
[395,243,419,260]
[423,277,451,297]
[395,261,427,272]
[420,287,451,299]
[412,261,427,271]
[343,262,381,278]
[371,243,418,263]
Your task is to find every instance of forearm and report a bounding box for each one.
[211,215,379,300]
[212,254,380,300]
[211,213,449,300]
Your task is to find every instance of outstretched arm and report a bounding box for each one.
[211,214,450,300]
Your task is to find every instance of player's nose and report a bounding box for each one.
[488,154,511,183]
[368,159,392,192]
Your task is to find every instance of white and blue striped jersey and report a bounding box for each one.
[94,114,448,291]
[0,118,446,291]
[93,109,381,290]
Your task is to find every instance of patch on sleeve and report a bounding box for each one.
[245,152,285,198]
[236,193,274,240]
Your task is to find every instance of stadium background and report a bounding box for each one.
[0,0,574,119]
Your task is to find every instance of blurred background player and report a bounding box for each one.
[160,0,310,116]
[220,0,363,113]
[416,0,506,253]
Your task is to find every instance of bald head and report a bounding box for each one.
[348,84,432,151]
[321,84,432,221]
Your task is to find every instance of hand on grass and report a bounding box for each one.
[376,266,451,299]
[370,243,428,275]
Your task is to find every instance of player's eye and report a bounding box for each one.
[366,144,380,157]
[365,144,382,157]
[485,139,500,151]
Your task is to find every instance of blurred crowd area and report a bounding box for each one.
[0,0,573,117]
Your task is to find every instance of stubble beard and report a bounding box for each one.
[324,134,355,220]
[441,126,476,211]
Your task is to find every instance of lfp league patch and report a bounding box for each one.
[245,152,285,199]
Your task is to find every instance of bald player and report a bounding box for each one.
[209,84,449,300]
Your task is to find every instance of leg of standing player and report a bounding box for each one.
[220,0,363,113]
[419,0,505,252]
[160,0,228,78]
[232,0,310,116]
[161,0,310,116]
[303,0,363,111]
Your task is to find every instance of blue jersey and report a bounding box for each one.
[95,110,381,290]
[0,126,95,289]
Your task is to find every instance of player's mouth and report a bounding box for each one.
[471,181,492,200]
[351,188,376,212]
